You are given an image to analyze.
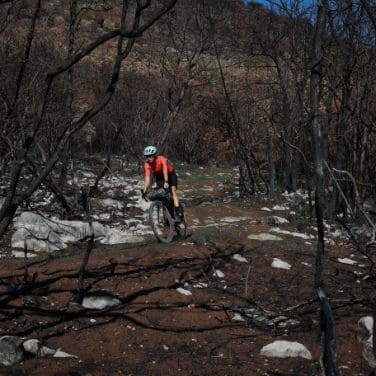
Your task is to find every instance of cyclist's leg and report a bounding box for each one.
[171,186,179,207]
[169,171,183,221]
[168,171,179,206]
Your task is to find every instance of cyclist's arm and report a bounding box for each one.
[162,158,169,188]
[144,174,151,193]
[143,163,152,193]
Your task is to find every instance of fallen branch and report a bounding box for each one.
[325,161,376,245]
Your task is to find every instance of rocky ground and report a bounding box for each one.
[0,163,375,375]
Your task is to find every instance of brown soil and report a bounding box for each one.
[0,195,374,376]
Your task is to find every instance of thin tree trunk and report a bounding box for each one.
[265,123,276,196]
[73,186,94,305]
[310,2,339,375]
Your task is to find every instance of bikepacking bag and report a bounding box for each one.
[146,188,169,201]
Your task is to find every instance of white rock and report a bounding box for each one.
[232,313,245,322]
[39,346,56,356]
[357,316,376,368]
[12,212,107,252]
[100,228,144,245]
[221,216,249,223]
[0,336,25,366]
[53,349,78,358]
[23,339,41,354]
[12,250,37,258]
[193,282,208,289]
[272,258,291,270]
[272,205,290,211]
[261,207,272,212]
[260,340,312,359]
[269,216,289,224]
[270,227,313,240]
[201,186,214,191]
[248,233,283,241]
[337,258,357,265]
[176,288,192,296]
[82,295,121,310]
[213,270,225,278]
[359,316,373,333]
[12,228,64,252]
[232,254,248,263]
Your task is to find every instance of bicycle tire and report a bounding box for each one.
[149,200,174,243]
[174,204,188,239]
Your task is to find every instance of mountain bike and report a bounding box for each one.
[142,188,187,243]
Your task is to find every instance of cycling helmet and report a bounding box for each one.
[144,145,157,156]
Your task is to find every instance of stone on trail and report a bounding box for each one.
[232,254,248,263]
[176,287,192,296]
[260,340,312,359]
[23,338,42,354]
[357,316,376,368]
[213,269,225,278]
[232,313,245,322]
[248,233,283,241]
[272,258,291,270]
[337,257,357,265]
[53,349,78,358]
[272,204,290,211]
[0,336,24,366]
[12,212,107,253]
[39,346,57,356]
[268,216,289,224]
[11,250,37,258]
[270,227,313,240]
[81,291,121,310]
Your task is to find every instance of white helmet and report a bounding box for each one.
[144,145,157,156]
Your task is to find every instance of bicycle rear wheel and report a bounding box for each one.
[149,201,174,243]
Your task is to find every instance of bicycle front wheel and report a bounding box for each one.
[149,201,174,243]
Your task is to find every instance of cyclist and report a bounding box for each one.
[142,145,183,221]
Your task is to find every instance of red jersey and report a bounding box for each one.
[144,155,174,177]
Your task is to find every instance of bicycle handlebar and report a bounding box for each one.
[141,188,171,202]
[140,189,148,202]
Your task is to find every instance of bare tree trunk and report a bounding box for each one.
[310,2,339,375]
[265,122,276,196]
[72,185,94,305]
[373,298,376,369]
[239,159,256,196]
[59,0,77,191]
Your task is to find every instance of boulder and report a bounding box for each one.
[357,316,376,368]
[260,340,312,359]
[0,336,24,366]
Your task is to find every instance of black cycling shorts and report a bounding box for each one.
[155,170,178,188]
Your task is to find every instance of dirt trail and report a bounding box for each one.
[0,193,373,375]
